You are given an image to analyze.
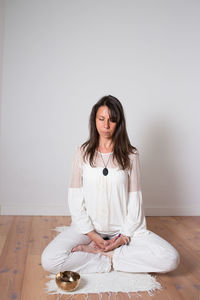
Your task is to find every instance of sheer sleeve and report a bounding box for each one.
[68,146,94,234]
[119,150,147,237]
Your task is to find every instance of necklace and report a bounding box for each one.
[99,152,112,176]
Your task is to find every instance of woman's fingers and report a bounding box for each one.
[110,236,119,243]
[92,234,120,250]
[104,244,116,251]
[94,245,102,250]
[89,234,125,252]
[95,241,108,250]
[103,238,123,252]
[96,237,118,249]
[103,236,119,247]
[93,244,101,249]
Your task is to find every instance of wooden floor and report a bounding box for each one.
[0,216,200,300]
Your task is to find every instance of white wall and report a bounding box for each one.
[0,0,200,215]
[0,0,5,214]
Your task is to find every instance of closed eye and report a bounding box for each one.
[99,118,116,123]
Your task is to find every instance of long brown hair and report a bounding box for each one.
[81,95,138,170]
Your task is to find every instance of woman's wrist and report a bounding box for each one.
[86,230,96,238]
[118,234,130,245]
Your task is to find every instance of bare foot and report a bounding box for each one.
[72,241,114,256]
[71,243,114,270]
[71,243,100,254]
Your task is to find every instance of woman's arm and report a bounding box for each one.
[86,230,111,249]
[68,146,94,234]
[119,151,146,237]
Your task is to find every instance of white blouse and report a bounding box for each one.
[68,145,150,237]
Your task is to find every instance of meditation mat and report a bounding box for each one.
[45,270,162,298]
[44,226,163,298]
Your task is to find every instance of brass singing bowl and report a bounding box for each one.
[55,271,81,291]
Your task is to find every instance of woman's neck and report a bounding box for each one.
[98,138,114,153]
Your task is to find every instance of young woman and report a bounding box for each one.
[41,95,180,274]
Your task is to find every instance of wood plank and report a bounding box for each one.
[152,217,200,279]
[21,216,69,300]
[152,216,200,251]
[0,216,14,255]
[147,217,200,300]
[173,216,200,256]
[1,216,199,300]
[0,216,32,300]
[21,216,57,300]
[174,216,200,228]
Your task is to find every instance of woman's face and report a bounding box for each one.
[95,105,117,139]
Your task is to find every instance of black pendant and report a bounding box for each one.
[103,167,108,176]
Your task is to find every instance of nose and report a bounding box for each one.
[104,120,110,128]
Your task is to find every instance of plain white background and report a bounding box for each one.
[0,0,199,215]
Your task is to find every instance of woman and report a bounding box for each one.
[41,95,180,275]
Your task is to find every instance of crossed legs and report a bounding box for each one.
[41,224,180,275]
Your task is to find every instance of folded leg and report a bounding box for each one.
[41,224,112,274]
[112,230,180,273]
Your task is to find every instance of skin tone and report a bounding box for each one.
[95,105,117,152]
[71,105,129,266]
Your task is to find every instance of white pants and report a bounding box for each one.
[41,224,180,275]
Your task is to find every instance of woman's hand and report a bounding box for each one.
[94,236,129,252]
[86,230,111,250]
[103,236,127,251]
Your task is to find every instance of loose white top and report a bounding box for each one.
[68,145,150,237]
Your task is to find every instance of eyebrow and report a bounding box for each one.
[98,115,111,118]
